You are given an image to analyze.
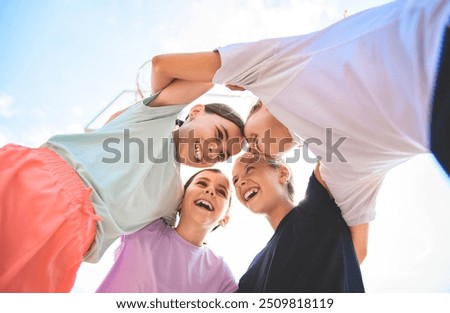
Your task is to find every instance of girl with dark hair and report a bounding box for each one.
[97,169,237,293]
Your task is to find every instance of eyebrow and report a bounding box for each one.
[216,125,231,159]
[221,125,231,159]
[221,125,229,142]
[219,184,229,197]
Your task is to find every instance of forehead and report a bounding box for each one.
[244,107,269,134]
[232,154,268,174]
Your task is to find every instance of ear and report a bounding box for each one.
[187,104,205,120]
[218,214,230,228]
[278,165,291,184]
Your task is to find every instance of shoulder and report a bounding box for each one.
[101,94,185,129]
[290,172,343,222]
[303,172,336,207]
[122,219,170,241]
[134,94,186,116]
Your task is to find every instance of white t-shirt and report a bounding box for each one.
[213,0,450,225]
[96,219,238,293]
[44,95,185,261]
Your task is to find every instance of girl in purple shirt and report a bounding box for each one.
[97,169,237,293]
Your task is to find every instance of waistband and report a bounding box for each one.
[35,146,90,204]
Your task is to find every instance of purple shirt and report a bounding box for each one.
[96,219,237,293]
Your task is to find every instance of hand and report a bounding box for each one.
[226,84,246,91]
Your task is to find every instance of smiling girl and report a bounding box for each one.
[0,60,244,292]
[232,153,364,292]
[96,169,237,293]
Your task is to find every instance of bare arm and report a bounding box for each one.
[151,52,221,93]
[105,52,220,118]
[314,162,368,265]
[150,79,214,107]
[106,80,213,121]
[350,224,368,265]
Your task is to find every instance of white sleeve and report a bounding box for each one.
[213,37,311,105]
[320,164,386,226]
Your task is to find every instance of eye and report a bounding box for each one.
[232,177,239,185]
[217,130,223,141]
[196,181,207,187]
[216,127,224,142]
[217,188,227,197]
[246,166,255,174]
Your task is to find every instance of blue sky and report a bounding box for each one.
[1,0,450,293]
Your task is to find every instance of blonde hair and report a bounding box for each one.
[238,152,295,202]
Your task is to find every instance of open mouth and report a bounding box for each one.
[195,199,214,211]
[244,187,259,201]
[194,142,202,162]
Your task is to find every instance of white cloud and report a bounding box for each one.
[148,0,341,53]
[0,93,16,118]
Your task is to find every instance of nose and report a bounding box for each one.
[207,141,224,160]
[209,140,222,151]
[246,141,261,154]
[205,187,215,196]
[237,178,246,187]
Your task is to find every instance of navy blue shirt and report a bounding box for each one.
[238,173,365,293]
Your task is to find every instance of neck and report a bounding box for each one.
[175,219,208,247]
[266,199,295,230]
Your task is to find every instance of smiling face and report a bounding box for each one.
[232,153,290,215]
[175,104,244,168]
[245,103,295,157]
[179,170,231,230]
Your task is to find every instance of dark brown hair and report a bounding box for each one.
[246,100,263,122]
[204,103,245,136]
[178,103,245,137]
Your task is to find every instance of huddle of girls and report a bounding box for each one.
[3,0,449,293]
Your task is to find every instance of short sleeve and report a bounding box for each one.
[320,164,386,226]
[219,261,238,293]
[213,37,311,105]
[101,93,185,130]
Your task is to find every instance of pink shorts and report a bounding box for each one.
[0,144,101,292]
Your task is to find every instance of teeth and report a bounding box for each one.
[244,188,259,201]
[195,199,213,211]
[194,143,201,162]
